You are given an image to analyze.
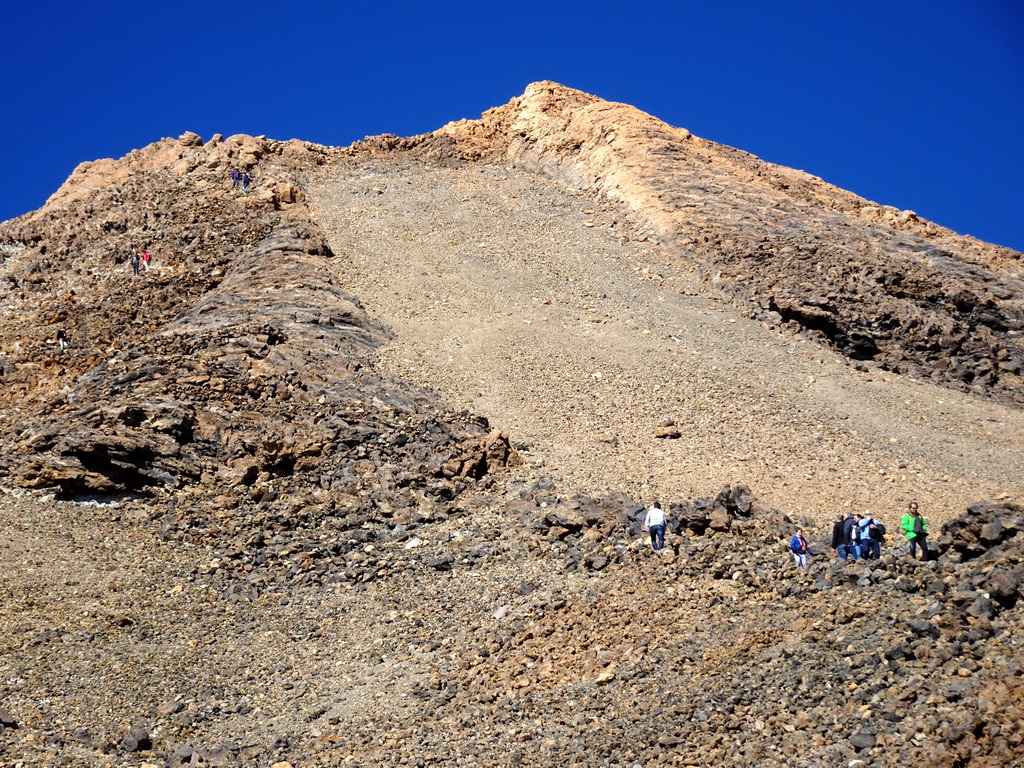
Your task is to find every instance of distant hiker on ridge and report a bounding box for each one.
[130,251,141,277]
[241,172,251,192]
[231,169,240,188]
[643,501,667,553]
[141,249,151,271]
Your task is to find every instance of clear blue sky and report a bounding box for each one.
[3,0,1023,252]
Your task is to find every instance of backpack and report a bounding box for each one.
[871,522,886,541]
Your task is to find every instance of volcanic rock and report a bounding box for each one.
[0,81,1021,768]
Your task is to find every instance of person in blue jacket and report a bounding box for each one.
[790,530,812,571]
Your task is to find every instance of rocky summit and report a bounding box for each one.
[0,82,1022,767]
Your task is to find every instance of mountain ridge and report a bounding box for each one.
[0,82,1022,767]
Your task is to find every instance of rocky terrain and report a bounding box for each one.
[0,82,1022,766]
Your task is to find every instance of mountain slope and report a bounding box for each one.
[309,84,1024,519]
[0,83,1022,768]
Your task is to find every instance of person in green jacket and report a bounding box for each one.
[900,502,929,560]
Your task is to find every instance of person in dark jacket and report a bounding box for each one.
[832,513,860,560]
[847,513,864,559]
[830,515,847,559]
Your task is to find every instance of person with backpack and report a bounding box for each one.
[130,251,141,276]
[789,530,812,571]
[901,502,929,560]
[643,501,667,553]
[843,514,860,561]
[241,172,251,192]
[860,513,885,560]
[141,250,151,271]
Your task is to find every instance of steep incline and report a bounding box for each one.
[310,157,1024,521]
[412,82,1024,403]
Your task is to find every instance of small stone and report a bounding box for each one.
[850,731,875,750]
[120,727,152,752]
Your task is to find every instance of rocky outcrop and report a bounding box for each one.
[0,133,519,501]
[0,131,336,454]
[6,218,518,499]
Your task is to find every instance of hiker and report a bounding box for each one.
[231,169,240,187]
[241,172,251,192]
[831,512,859,560]
[130,251,141,276]
[789,530,811,571]
[56,328,68,352]
[830,514,848,559]
[643,501,667,553]
[901,502,929,560]
[141,250,151,271]
[848,513,864,559]
[860,513,885,560]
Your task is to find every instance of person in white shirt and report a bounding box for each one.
[643,502,667,552]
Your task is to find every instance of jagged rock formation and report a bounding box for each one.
[0,134,516,500]
[0,83,1022,768]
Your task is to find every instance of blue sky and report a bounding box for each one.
[3,0,1023,252]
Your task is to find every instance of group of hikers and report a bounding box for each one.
[641,500,932,569]
[788,501,930,570]
[230,169,252,192]
[128,249,152,276]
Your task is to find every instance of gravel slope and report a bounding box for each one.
[310,157,1024,522]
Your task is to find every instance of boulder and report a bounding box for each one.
[178,131,203,147]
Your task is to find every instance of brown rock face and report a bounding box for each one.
[0,133,517,500]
